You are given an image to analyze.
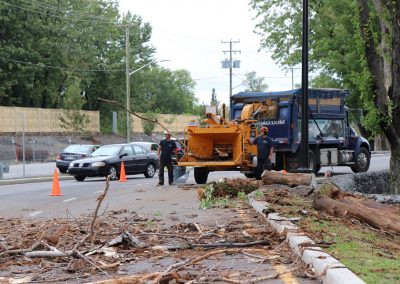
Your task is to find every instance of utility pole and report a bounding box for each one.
[288,66,300,89]
[221,40,241,100]
[298,0,311,172]
[125,25,131,143]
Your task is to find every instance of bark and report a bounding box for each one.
[314,183,400,234]
[314,196,400,234]
[358,0,400,194]
[262,170,313,186]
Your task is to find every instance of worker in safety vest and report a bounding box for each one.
[252,126,274,180]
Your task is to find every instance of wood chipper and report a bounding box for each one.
[178,102,276,184]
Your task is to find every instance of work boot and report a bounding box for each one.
[157,182,164,186]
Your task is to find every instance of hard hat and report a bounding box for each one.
[164,130,170,135]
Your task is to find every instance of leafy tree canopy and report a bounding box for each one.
[0,0,201,132]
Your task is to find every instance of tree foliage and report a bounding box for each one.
[242,71,269,92]
[250,0,400,193]
[59,76,89,133]
[0,0,201,133]
[250,0,372,136]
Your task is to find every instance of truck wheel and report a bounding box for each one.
[314,164,321,174]
[351,147,370,173]
[308,150,316,173]
[194,167,209,184]
[244,172,255,178]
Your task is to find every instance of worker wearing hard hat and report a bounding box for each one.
[252,126,274,180]
[157,130,178,186]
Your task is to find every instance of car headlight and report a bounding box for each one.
[69,162,74,168]
[91,161,105,167]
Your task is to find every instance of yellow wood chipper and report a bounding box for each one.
[178,102,275,184]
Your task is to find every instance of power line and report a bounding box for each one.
[0,56,124,73]
[18,0,117,22]
[0,0,125,27]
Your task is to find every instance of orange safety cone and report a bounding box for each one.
[50,169,63,196]
[119,162,127,182]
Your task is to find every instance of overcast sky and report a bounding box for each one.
[118,0,300,105]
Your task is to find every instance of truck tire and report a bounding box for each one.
[351,147,370,173]
[244,172,255,178]
[194,167,209,184]
[314,164,321,174]
[308,150,316,173]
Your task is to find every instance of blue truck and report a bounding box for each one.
[230,88,371,174]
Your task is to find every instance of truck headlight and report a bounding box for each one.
[91,161,105,167]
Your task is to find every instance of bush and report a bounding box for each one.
[141,111,158,136]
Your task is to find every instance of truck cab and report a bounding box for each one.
[231,88,371,173]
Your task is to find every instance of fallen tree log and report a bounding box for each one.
[314,184,400,235]
[262,170,315,187]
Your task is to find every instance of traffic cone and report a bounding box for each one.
[119,162,127,182]
[50,169,63,196]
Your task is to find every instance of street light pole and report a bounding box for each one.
[125,26,131,143]
[125,56,170,143]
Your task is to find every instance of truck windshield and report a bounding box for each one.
[305,119,345,140]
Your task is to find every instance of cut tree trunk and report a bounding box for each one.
[314,183,400,234]
[262,170,314,187]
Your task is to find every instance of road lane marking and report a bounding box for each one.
[28,211,43,217]
[63,198,77,203]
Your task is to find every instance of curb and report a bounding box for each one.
[248,195,365,284]
[0,175,74,186]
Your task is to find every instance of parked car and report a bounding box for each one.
[67,143,159,181]
[171,138,185,164]
[132,142,158,154]
[56,144,99,173]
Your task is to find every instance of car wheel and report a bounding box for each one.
[107,165,118,180]
[351,147,370,173]
[74,175,86,182]
[144,163,156,178]
[194,167,209,184]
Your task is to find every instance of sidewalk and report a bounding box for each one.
[0,162,73,185]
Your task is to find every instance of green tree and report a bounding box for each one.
[242,71,269,92]
[141,111,158,136]
[250,0,400,193]
[59,77,89,133]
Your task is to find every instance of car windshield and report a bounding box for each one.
[64,145,92,154]
[90,145,121,157]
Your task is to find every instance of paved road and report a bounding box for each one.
[1,153,390,180]
[0,154,390,219]
[0,171,242,219]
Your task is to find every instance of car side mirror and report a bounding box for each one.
[119,153,128,159]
